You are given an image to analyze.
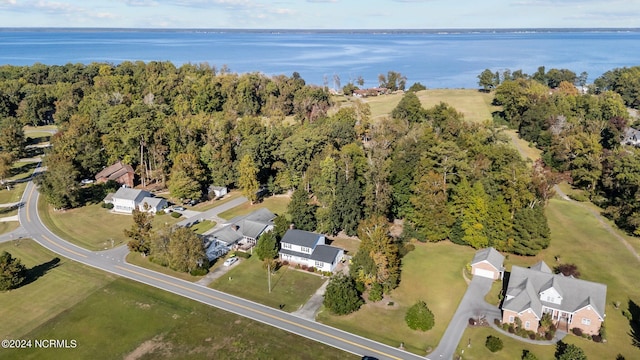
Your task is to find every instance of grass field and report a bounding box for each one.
[0,239,116,340]
[125,252,205,282]
[39,199,182,251]
[217,195,290,220]
[210,255,326,312]
[318,241,476,356]
[360,89,498,124]
[189,219,216,234]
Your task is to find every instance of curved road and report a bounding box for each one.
[14,175,422,360]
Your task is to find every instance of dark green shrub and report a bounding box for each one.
[485,335,503,352]
[170,211,181,218]
[368,282,383,302]
[405,300,435,331]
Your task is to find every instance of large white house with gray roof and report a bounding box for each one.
[109,187,168,214]
[279,229,344,272]
[501,261,606,335]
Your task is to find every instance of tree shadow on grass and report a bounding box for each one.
[22,257,60,287]
[628,299,640,348]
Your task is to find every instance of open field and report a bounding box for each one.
[4,277,355,360]
[39,200,181,251]
[318,241,475,356]
[217,195,290,220]
[210,255,326,312]
[360,89,498,124]
[459,196,640,359]
[0,239,116,340]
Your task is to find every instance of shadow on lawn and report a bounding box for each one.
[22,257,61,287]
[629,299,640,348]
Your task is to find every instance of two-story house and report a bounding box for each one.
[278,229,344,272]
[502,261,607,335]
[108,187,168,214]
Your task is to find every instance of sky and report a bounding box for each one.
[0,0,638,29]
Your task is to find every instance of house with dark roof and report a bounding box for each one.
[470,247,505,280]
[109,188,167,214]
[501,261,607,335]
[279,229,344,272]
[95,160,135,188]
[203,208,276,261]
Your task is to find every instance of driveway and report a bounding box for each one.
[429,275,500,359]
[177,196,248,228]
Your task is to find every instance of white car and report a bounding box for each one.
[223,257,238,266]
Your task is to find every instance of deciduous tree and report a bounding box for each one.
[323,274,363,315]
[0,251,26,291]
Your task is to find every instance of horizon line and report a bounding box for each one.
[0,27,639,32]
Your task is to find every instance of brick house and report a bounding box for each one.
[501,261,607,335]
[95,160,135,188]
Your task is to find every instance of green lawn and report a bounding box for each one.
[189,219,216,234]
[318,241,476,356]
[327,236,360,256]
[217,195,290,220]
[39,199,181,251]
[0,221,19,234]
[359,89,497,124]
[210,255,326,312]
[0,239,116,340]
[3,277,355,360]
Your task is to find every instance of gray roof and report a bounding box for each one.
[113,188,151,202]
[530,261,552,273]
[279,248,311,259]
[227,208,276,225]
[208,208,275,245]
[471,247,505,271]
[309,245,342,264]
[209,227,244,245]
[281,229,322,249]
[140,197,167,209]
[503,264,607,320]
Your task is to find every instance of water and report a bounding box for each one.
[0,29,639,88]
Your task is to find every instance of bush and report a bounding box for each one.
[485,335,503,352]
[554,263,580,278]
[170,211,181,218]
[592,334,602,343]
[528,331,536,340]
[368,282,383,302]
[156,210,165,215]
[300,264,308,270]
[234,252,251,259]
[281,260,289,266]
[572,327,583,337]
[405,300,435,331]
[307,266,315,272]
[508,325,515,333]
[190,267,209,276]
[101,202,114,209]
[469,318,477,326]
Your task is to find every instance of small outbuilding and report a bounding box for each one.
[470,247,505,280]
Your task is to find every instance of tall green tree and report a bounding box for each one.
[0,251,27,291]
[511,206,551,255]
[168,152,205,201]
[353,216,400,292]
[167,226,206,274]
[237,153,260,204]
[288,187,317,231]
[124,207,154,254]
[255,230,278,261]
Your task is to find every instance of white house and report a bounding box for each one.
[279,229,344,272]
[208,185,228,198]
[109,188,168,214]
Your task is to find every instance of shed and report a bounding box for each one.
[470,247,505,280]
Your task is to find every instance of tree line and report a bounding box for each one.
[491,65,640,235]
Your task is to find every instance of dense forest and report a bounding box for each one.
[486,65,640,235]
[2,61,639,260]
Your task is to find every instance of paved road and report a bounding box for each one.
[176,196,248,228]
[429,276,500,359]
[13,174,421,360]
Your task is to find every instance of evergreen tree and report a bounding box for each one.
[0,251,26,291]
[168,152,205,201]
[511,206,551,255]
[332,175,363,236]
[323,274,363,315]
[125,207,154,254]
[255,230,278,261]
[288,187,317,231]
[405,300,435,331]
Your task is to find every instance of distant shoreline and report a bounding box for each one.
[1,27,639,34]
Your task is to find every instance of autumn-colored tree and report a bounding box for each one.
[237,154,260,204]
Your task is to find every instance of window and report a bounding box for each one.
[315,261,324,268]
[508,316,515,323]
[581,318,591,325]
[525,321,530,329]
[301,247,311,253]
[282,243,292,250]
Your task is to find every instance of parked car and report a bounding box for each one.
[80,179,94,185]
[172,205,185,211]
[223,257,239,266]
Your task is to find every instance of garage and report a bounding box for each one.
[473,267,496,279]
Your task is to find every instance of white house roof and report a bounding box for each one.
[503,264,607,320]
[471,247,505,271]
